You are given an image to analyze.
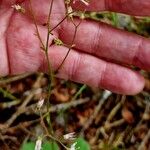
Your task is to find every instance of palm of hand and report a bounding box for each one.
[1,0,66,74]
[1,0,150,95]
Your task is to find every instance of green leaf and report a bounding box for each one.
[75,137,90,150]
[43,141,60,150]
[20,141,59,150]
[20,142,35,150]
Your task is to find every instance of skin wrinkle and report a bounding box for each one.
[102,64,124,93]
[74,54,107,89]
[100,63,145,94]
[69,52,83,81]
[132,38,143,68]
[91,22,102,55]
[133,39,150,71]
[60,19,150,70]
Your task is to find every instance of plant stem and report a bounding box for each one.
[56,19,82,72]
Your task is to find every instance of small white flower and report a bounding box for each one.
[63,132,76,140]
[69,142,80,150]
[37,99,44,110]
[35,138,42,150]
[70,142,77,150]
[102,90,112,100]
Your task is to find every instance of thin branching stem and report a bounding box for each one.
[29,0,45,49]
[45,0,54,100]
[43,0,55,135]
[28,0,84,144]
[56,19,82,72]
[48,11,74,34]
[46,0,54,52]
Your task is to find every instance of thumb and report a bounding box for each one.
[72,0,150,16]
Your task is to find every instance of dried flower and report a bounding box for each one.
[11,4,25,13]
[63,132,76,140]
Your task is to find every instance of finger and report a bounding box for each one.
[6,13,144,95]
[72,0,150,16]
[60,19,150,71]
[0,0,15,6]
[0,0,24,7]
[3,0,66,27]
[43,45,145,95]
[0,8,13,76]
[21,0,65,25]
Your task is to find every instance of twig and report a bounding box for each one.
[2,97,89,133]
[45,0,54,101]
[1,100,21,109]
[80,90,112,134]
[0,87,20,102]
[48,11,74,34]
[40,112,70,149]
[42,98,90,114]
[108,132,115,145]
[0,73,33,85]
[1,135,18,143]
[113,131,125,147]
[18,98,90,117]
[1,119,39,135]
[100,96,126,140]
[94,118,125,142]
[138,129,150,150]
[29,0,45,49]
[104,119,125,131]
[105,95,126,124]
[0,133,10,150]
[71,84,87,101]
[56,19,82,72]
[5,73,43,127]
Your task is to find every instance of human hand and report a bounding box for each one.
[0,0,150,95]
